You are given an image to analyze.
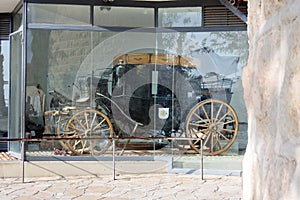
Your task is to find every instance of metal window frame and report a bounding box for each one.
[24,0,247,32]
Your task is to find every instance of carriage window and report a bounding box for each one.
[158,7,202,27]
[94,7,154,27]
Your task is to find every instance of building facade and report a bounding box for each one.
[1,0,248,168]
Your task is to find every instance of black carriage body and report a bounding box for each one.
[95,53,233,138]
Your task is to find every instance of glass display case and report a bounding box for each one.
[8,1,248,162]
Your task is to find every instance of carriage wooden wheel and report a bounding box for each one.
[61,109,114,155]
[185,99,238,155]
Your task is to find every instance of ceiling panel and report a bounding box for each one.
[0,0,20,13]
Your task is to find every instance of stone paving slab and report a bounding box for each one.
[0,174,242,200]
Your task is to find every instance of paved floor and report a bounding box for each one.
[0,114,243,200]
[0,174,242,200]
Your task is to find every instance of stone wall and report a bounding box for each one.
[243,0,300,199]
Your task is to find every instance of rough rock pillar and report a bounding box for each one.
[243,0,300,199]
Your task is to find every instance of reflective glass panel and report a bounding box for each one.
[94,6,154,27]
[25,27,248,157]
[0,40,9,152]
[9,31,22,153]
[0,40,9,107]
[158,7,202,27]
[25,29,121,154]
[13,8,23,32]
[27,4,90,25]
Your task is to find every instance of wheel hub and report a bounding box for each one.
[209,122,221,132]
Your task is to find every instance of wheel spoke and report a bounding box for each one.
[218,131,231,141]
[73,140,82,147]
[90,142,94,156]
[216,136,222,149]
[202,131,212,147]
[215,104,223,121]
[210,133,214,153]
[193,139,200,145]
[83,112,88,129]
[216,110,231,124]
[211,101,214,122]
[92,118,106,131]
[95,128,111,134]
[201,105,210,123]
[81,140,87,152]
[223,119,236,125]
[69,125,84,134]
[190,128,207,139]
[90,112,97,128]
[220,128,236,133]
[192,113,210,125]
[188,122,209,128]
[74,117,87,132]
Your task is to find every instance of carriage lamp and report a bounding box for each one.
[116,59,125,77]
[116,59,125,87]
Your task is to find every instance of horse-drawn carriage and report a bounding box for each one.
[46,51,239,156]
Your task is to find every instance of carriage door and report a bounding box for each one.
[151,55,179,138]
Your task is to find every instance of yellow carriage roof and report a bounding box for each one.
[113,53,196,68]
